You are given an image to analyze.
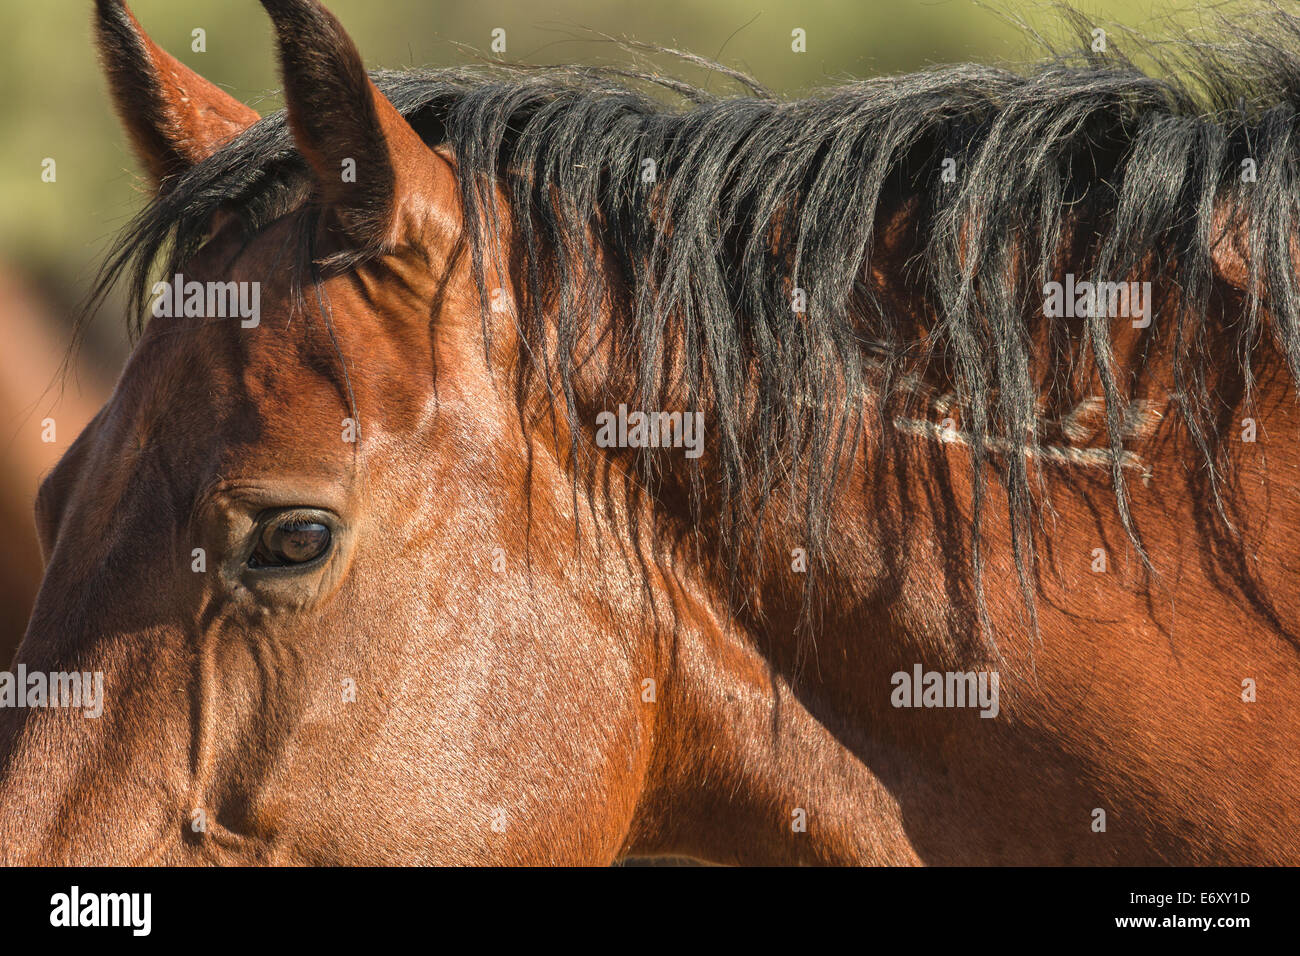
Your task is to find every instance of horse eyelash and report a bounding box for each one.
[259,509,328,530]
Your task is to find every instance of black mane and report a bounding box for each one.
[87,7,1300,639]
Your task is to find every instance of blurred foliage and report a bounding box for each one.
[0,0,1213,357]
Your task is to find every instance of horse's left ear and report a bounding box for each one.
[259,0,451,254]
[94,0,260,191]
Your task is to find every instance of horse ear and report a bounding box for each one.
[94,0,260,191]
[259,0,443,253]
[1209,203,1255,295]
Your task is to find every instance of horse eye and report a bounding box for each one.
[250,518,332,568]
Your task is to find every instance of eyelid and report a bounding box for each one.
[255,507,336,528]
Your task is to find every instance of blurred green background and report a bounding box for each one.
[0,0,1213,651]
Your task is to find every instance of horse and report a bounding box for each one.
[1,0,1296,865]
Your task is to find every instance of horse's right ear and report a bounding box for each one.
[94,0,260,191]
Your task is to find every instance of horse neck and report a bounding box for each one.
[536,304,920,862]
